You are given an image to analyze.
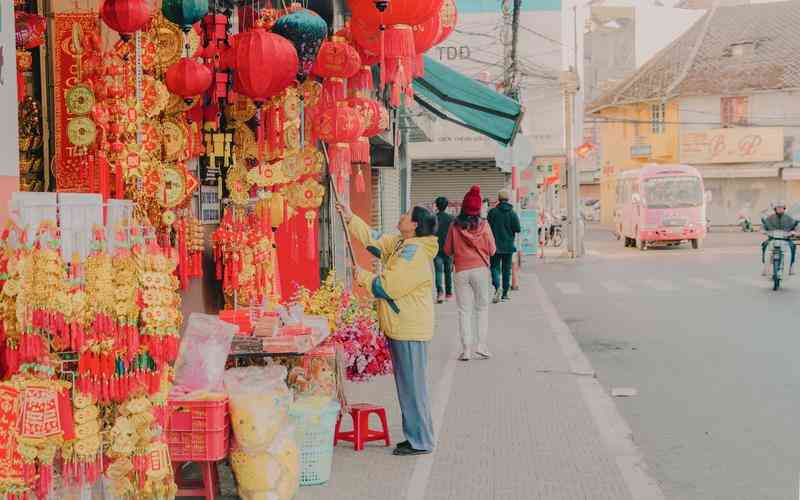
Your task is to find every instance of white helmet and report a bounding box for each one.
[772,200,787,210]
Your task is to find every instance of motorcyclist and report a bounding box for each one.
[761,201,798,275]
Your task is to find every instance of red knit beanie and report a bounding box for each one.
[461,185,482,216]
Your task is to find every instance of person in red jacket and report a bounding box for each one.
[444,185,497,361]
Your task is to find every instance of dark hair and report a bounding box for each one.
[435,197,449,212]
[455,213,481,230]
[411,206,437,237]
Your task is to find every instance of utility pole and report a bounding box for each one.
[507,0,522,99]
[560,67,579,258]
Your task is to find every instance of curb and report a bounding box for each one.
[531,273,666,500]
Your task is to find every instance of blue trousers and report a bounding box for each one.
[388,339,435,451]
[434,252,453,295]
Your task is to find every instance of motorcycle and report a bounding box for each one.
[764,229,794,290]
[737,213,754,232]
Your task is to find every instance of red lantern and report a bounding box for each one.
[165,58,213,99]
[346,96,383,174]
[231,29,298,102]
[312,37,361,104]
[348,0,444,28]
[434,0,458,46]
[100,0,152,41]
[314,102,364,192]
[411,14,441,78]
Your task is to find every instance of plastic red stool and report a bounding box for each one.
[173,461,221,499]
[334,403,391,451]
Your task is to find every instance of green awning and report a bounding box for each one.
[412,56,524,146]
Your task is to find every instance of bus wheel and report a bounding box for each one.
[637,238,647,251]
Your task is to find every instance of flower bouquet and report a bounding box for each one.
[295,273,392,382]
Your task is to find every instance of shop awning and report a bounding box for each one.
[696,165,781,179]
[413,56,524,146]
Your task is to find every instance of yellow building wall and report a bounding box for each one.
[596,101,681,226]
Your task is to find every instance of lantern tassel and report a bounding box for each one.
[384,25,416,60]
[306,212,317,260]
[351,137,370,164]
[356,165,366,193]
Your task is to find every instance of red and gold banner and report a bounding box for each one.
[52,13,99,192]
[0,385,23,493]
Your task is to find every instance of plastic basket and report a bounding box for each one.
[289,400,341,486]
[167,398,230,462]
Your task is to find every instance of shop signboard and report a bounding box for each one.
[680,127,784,164]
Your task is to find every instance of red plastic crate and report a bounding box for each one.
[167,398,230,462]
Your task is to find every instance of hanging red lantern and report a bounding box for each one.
[346,96,383,183]
[434,0,458,46]
[411,14,441,78]
[312,37,361,105]
[314,102,364,192]
[231,29,298,102]
[165,57,213,99]
[348,0,444,28]
[100,0,153,41]
[203,14,228,44]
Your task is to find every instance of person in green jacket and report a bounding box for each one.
[487,189,521,303]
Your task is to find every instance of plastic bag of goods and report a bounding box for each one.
[224,365,292,449]
[229,426,300,500]
[173,313,237,394]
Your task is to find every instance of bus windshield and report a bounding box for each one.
[643,176,703,209]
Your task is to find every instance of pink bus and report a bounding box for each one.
[614,164,709,250]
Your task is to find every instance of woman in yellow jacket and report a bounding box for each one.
[338,203,438,456]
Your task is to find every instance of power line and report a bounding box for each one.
[588,116,800,127]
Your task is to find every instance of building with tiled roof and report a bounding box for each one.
[590,1,800,227]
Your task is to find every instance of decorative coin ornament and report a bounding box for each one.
[225,94,257,123]
[67,117,97,147]
[65,84,96,115]
[157,163,188,208]
[161,118,189,161]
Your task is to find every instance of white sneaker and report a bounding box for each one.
[474,346,492,360]
[458,351,472,361]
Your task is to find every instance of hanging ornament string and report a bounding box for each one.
[135,31,143,146]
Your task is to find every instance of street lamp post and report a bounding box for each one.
[560,68,580,258]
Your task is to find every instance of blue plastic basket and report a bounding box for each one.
[289,399,341,486]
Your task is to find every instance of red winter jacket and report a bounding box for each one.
[444,220,496,272]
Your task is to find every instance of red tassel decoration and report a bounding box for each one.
[115,161,124,199]
[350,137,370,165]
[322,77,347,106]
[17,70,25,103]
[306,211,317,261]
[355,165,366,193]
[385,25,416,60]
[414,54,425,79]
[350,66,374,95]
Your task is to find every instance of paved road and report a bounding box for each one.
[536,227,800,500]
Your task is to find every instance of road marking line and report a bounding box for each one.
[405,323,459,500]
[555,281,582,295]
[532,274,666,500]
[687,278,723,290]
[643,279,677,292]
[601,280,632,293]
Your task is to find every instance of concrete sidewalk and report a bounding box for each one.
[293,269,663,500]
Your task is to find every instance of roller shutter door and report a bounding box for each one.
[411,160,509,211]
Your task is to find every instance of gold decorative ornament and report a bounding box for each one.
[67,117,97,147]
[161,118,189,161]
[157,163,198,209]
[226,160,252,205]
[166,94,199,115]
[65,84,96,115]
[287,178,325,209]
[226,95,257,123]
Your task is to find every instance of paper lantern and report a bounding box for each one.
[272,8,328,82]
[165,57,212,99]
[231,29,298,102]
[348,0,444,28]
[312,37,361,103]
[314,103,364,191]
[100,0,152,41]
[162,0,209,32]
[434,0,458,45]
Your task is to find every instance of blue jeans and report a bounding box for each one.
[388,339,435,451]
[433,253,453,296]
[491,253,513,295]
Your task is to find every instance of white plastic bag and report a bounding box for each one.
[173,314,237,394]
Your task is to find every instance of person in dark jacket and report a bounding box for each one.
[487,189,521,302]
[433,197,454,303]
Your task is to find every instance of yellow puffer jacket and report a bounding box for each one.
[349,215,438,342]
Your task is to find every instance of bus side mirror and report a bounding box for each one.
[705,190,712,203]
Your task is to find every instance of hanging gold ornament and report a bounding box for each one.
[247,161,287,187]
[67,117,97,148]
[160,118,189,161]
[226,94,257,123]
[233,123,258,160]
[165,94,199,115]
[226,160,252,206]
[150,13,201,72]
[65,84,96,116]
[287,178,325,209]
